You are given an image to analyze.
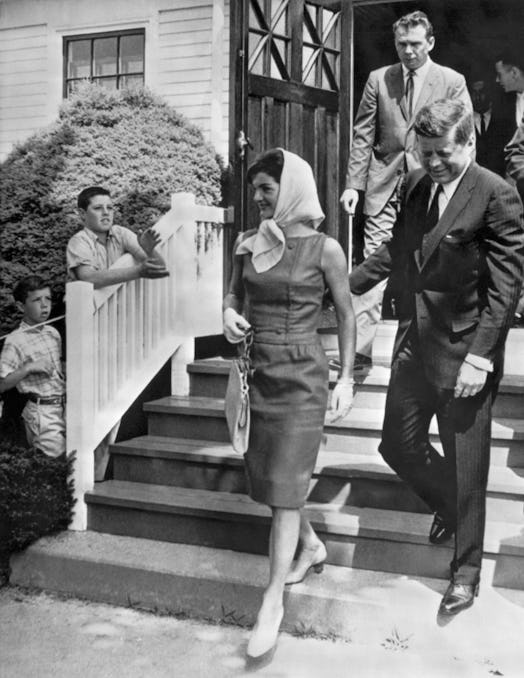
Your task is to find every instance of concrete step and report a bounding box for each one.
[10,530,460,644]
[189,359,524,419]
[85,481,524,590]
[144,396,524,468]
[111,435,524,522]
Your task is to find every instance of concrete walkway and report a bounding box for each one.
[1,583,524,678]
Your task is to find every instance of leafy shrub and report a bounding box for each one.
[0,440,75,584]
[0,83,223,335]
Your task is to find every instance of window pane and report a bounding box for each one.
[120,74,144,89]
[302,45,317,86]
[94,37,117,76]
[94,76,117,90]
[322,53,338,90]
[120,34,144,74]
[271,38,288,78]
[68,40,91,78]
[248,32,265,75]
[67,80,84,96]
[271,0,287,35]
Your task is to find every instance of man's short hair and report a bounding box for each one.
[393,10,433,39]
[77,186,110,210]
[496,46,524,73]
[414,99,473,146]
[13,275,50,304]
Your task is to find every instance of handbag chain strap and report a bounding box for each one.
[237,330,253,390]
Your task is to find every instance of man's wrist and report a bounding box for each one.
[464,353,493,372]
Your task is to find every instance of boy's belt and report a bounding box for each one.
[26,393,65,405]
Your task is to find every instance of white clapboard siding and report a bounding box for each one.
[0,23,48,158]
[158,0,229,157]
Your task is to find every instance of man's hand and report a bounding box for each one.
[223,307,251,344]
[340,188,360,215]
[138,259,170,279]
[138,228,162,256]
[327,379,354,423]
[26,358,53,376]
[454,361,487,398]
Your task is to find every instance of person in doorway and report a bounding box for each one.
[340,10,471,368]
[469,76,515,176]
[349,99,523,616]
[0,276,66,457]
[223,148,355,667]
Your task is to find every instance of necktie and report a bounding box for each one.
[405,70,415,118]
[480,113,486,135]
[422,184,443,257]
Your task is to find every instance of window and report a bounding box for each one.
[64,29,145,96]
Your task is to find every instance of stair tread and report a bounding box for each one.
[10,530,450,603]
[86,481,524,555]
[143,396,524,439]
[188,359,524,392]
[112,435,524,495]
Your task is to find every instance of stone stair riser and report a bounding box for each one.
[190,373,524,419]
[148,412,231,442]
[322,431,524,468]
[147,410,524,470]
[86,502,524,590]
[112,453,524,523]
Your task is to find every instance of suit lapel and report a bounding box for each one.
[412,63,439,120]
[419,164,477,271]
[386,64,409,121]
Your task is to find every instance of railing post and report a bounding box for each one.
[66,281,95,531]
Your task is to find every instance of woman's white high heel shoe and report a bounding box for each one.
[285,542,327,585]
[246,605,284,669]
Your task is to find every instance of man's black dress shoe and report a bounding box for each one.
[429,513,454,544]
[438,582,479,616]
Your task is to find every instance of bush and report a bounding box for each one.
[0,83,223,335]
[0,440,75,584]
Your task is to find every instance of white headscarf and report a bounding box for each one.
[236,149,325,273]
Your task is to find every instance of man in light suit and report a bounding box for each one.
[350,99,523,615]
[340,11,471,367]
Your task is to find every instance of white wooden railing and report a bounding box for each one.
[66,193,227,530]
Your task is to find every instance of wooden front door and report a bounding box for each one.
[229,0,351,249]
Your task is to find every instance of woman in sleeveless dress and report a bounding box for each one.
[223,148,355,667]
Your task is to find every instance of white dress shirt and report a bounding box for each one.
[516,91,524,126]
[474,108,491,134]
[402,57,432,111]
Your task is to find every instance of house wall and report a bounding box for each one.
[0,0,230,161]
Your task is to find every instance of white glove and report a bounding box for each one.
[328,379,354,423]
[223,307,251,344]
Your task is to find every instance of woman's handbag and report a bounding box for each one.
[224,331,253,454]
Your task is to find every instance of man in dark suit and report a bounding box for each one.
[350,99,523,616]
[340,11,471,368]
[470,78,516,176]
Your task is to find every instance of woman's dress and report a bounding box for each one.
[240,231,329,508]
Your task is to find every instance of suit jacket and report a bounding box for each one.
[506,121,524,184]
[476,109,516,176]
[349,163,524,388]
[346,60,471,217]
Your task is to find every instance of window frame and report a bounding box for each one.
[63,28,146,97]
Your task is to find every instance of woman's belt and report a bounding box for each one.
[253,330,320,344]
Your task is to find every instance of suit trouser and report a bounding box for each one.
[379,349,494,585]
[352,196,399,357]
